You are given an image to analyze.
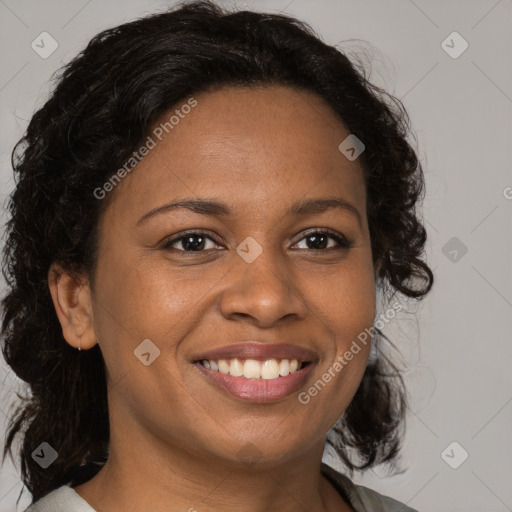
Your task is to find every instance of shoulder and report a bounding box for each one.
[321,462,419,512]
[24,485,97,512]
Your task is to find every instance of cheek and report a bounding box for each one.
[300,255,375,414]
[306,252,376,346]
[94,255,197,336]
[333,265,375,374]
[91,260,211,415]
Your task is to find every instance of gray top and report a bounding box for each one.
[24,462,418,512]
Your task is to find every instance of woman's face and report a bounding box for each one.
[87,85,376,466]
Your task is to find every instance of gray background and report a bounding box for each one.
[0,0,511,511]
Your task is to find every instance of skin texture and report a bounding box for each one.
[48,85,377,512]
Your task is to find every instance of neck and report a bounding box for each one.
[73,396,353,512]
[74,430,350,512]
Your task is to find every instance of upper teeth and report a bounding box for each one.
[201,358,303,380]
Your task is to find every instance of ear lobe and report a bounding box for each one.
[48,263,97,350]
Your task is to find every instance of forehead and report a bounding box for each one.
[107,85,367,221]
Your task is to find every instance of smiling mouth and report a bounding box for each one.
[194,357,315,403]
[197,358,310,380]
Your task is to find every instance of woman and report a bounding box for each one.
[1,1,433,511]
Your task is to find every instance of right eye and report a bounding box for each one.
[162,231,222,252]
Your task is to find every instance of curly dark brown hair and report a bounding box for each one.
[1,0,433,505]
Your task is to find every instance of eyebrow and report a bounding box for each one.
[136,197,362,227]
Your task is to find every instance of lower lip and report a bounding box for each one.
[194,362,315,403]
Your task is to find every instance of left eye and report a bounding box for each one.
[293,231,351,251]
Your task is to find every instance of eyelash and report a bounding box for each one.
[161,229,353,254]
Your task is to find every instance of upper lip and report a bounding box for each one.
[192,342,319,363]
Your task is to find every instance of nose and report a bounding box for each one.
[218,249,308,328]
